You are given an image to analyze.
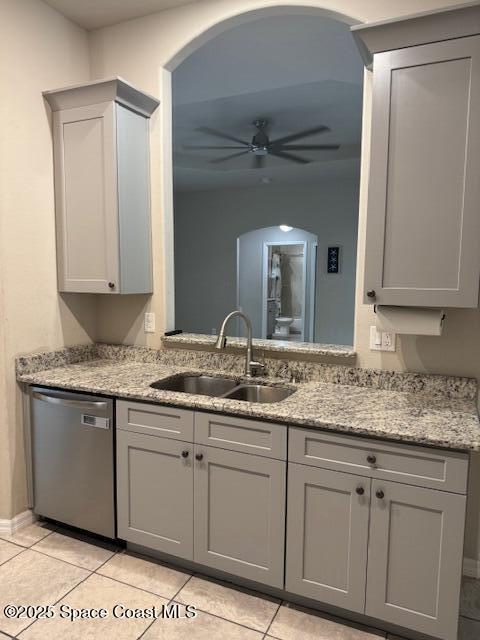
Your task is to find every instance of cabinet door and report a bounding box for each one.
[117,430,193,560]
[364,36,480,307]
[286,463,370,613]
[366,480,466,640]
[53,102,119,293]
[194,446,286,587]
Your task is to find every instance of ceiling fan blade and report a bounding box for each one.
[210,150,250,164]
[280,144,340,151]
[196,126,250,146]
[270,125,330,146]
[253,154,266,169]
[183,145,247,150]
[269,150,310,165]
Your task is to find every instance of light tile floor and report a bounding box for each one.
[0,522,478,639]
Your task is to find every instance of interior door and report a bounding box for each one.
[194,445,286,587]
[364,36,480,307]
[285,463,370,613]
[117,430,193,560]
[365,480,466,640]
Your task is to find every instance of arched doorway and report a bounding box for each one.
[237,226,318,341]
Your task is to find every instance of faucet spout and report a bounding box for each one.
[215,311,264,377]
[215,334,227,349]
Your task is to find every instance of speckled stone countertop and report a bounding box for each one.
[162,333,356,360]
[16,343,480,452]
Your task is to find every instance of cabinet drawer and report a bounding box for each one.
[289,428,468,494]
[195,412,286,460]
[117,400,194,442]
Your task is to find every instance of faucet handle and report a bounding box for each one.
[249,361,266,377]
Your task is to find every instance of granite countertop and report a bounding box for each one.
[17,356,480,452]
[162,333,356,360]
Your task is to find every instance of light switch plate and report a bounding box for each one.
[370,326,396,352]
[144,312,155,333]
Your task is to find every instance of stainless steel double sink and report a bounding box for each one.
[150,373,294,404]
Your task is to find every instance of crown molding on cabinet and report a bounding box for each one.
[352,1,480,68]
[43,76,160,118]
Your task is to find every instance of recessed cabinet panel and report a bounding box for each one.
[194,446,286,587]
[195,411,286,459]
[55,103,119,293]
[286,463,370,613]
[366,480,466,640]
[117,430,193,559]
[117,400,194,442]
[364,36,480,306]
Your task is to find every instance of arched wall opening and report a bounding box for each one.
[158,3,363,340]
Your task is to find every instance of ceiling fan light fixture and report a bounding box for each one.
[279,225,293,233]
[253,147,268,156]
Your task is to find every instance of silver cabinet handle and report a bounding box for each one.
[32,391,108,411]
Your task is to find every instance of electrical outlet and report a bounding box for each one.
[370,326,396,352]
[144,312,155,333]
[381,331,396,351]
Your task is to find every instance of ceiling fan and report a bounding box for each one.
[182,119,340,168]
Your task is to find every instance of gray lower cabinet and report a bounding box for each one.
[116,404,286,587]
[365,480,466,640]
[285,463,370,613]
[116,404,467,640]
[194,445,286,588]
[116,430,193,560]
[286,443,467,640]
[364,36,480,307]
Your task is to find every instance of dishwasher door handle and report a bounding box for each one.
[32,391,109,412]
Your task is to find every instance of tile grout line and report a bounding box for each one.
[263,599,282,637]
[0,527,55,552]
[12,566,94,637]
[460,613,480,623]
[93,556,192,601]
[27,545,117,573]
[166,573,281,636]
[7,538,117,637]
[136,572,195,640]
[0,548,25,569]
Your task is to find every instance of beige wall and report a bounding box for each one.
[0,0,95,519]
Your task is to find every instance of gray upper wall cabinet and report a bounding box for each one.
[44,78,159,294]
[352,3,480,308]
[363,36,480,307]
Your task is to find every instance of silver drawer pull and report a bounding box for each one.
[32,391,108,411]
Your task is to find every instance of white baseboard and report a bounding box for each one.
[0,510,36,536]
[463,557,480,579]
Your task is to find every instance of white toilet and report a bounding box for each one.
[274,316,293,336]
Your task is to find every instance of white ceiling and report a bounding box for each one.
[43,0,196,30]
[173,14,363,191]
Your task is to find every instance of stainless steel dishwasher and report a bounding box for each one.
[30,386,115,538]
